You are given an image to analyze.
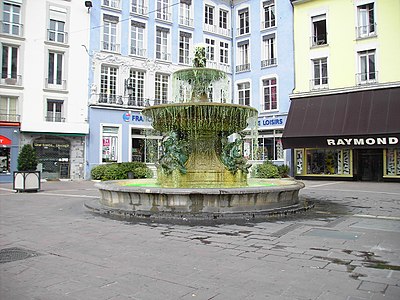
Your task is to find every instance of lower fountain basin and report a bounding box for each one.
[87,179,307,221]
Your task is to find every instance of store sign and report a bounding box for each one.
[258,116,286,128]
[326,137,399,147]
[122,112,149,124]
[0,135,12,145]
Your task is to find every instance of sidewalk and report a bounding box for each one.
[1,180,399,300]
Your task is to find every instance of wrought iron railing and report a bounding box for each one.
[132,4,148,15]
[356,23,377,38]
[0,114,20,122]
[261,58,277,68]
[310,78,329,90]
[130,47,146,57]
[236,63,251,73]
[356,72,378,85]
[101,41,120,53]
[93,95,174,108]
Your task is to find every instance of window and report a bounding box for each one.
[132,0,147,15]
[219,9,228,29]
[2,1,22,36]
[263,0,275,29]
[179,1,192,27]
[0,148,11,173]
[48,7,67,43]
[155,73,169,105]
[358,50,376,84]
[238,8,249,35]
[205,5,214,26]
[205,38,215,62]
[179,32,191,65]
[102,126,119,163]
[258,132,284,161]
[46,99,63,122]
[306,149,351,175]
[238,82,250,106]
[262,78,277,111]
[0,96,18,121]
[312,58,328,89]
[100,65,118,104]
[47,51,64,88]
[236,41,250,72]
[156,0,170,21]
[103,0,120,10]
[102,15,119,52]
[127,70,145,106]
[220,42,229,65]
[311,14,327,46]
[261,34,276,67]
[385,149,400,176]
[357,3,375,38]
[156,27,170,61]
[1,44,18,82]
[130,21,145,56]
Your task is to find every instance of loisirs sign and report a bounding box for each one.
[326,136,399,147]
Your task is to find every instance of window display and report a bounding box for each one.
[0,148,10,173]
[306,149,351,175]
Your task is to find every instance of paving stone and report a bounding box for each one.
[358,280,387,293]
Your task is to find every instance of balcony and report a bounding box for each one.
[0,113,20,122]
[179,16,194,27]
[261,20,275,30]
[45,78,67,90]
[156,11,172,22]
[45,114,65,123]
[237,27,250,36]
[236,63,250,73]
[47,29,68,44]
[356,72,378,85]
[1,75,22,86]
[0,20,23,37]
[156,51,171,61]
[310,78,329,91]
[310,34,327,47]
[261,58,277,68]
[132,5,148,16]
[130,47,146,57]
[356,23,377,39]
[102,0,121,10]
[203,23,231,37]
[101,41,120,53]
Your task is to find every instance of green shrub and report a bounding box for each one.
[17,144,38,171]
[90,162,153,181]
[277,164,290,178]
[253,161,280,178]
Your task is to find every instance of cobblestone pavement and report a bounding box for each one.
[0,180,399,300]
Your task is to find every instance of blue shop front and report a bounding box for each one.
[86,108,161,178]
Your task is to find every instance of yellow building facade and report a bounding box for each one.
[283,0,400,181]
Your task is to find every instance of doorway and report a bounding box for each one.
[357,149,383,181]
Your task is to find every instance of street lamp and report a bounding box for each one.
[125,78,134,105]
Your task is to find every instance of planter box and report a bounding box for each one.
[13,171,41,192]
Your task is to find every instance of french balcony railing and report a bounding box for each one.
[47,29,68,44]
[356,23,377,39]
[156,11,172,22]
[203,23,231,37]
[310,34,327,47]
[261,58,277,68]
[236,63,250,73]
[94,94,174,108]
[102,41,120,53]
[310,78,329,90]
[0,20,23,36]
[237,27,250,36]
[130,47,146,57]
[356,71,378,85]
[102,0,121,10]
[179,16,194,27]
[45,78,67,90]
[0,113,20,122]
[45,114,65,123]
[156,51,171,61]
[261,19,276,30]
[1,75,22,86]
[132,5,148,15]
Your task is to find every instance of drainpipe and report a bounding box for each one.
[230,1,235,105]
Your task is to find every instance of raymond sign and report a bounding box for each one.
[0,135,12,145]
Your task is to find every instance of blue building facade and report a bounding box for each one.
[85,0,293,178]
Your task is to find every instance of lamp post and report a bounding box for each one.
[125,78,134,105]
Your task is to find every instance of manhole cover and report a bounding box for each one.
[0,247,41,264]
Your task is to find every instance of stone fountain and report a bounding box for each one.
[89,47,306,221]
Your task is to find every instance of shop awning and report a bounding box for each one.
[282,87,400,149]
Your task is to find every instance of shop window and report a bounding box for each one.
[132,129,162,164]
[0,148,10,173]
[295,149,304,175]
[258,135,283,161]
[385,149,400,177]
[102,126,119,163]
[306,149,351,175]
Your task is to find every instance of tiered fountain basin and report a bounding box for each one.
[89,178,306,220]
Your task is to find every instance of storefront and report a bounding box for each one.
[282,87,400,181]
[0,123,20,182]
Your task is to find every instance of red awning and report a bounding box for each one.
[0,135,12,145]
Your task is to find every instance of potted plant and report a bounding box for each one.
[13,144,41,192]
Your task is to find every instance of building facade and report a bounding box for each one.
[283,0,400,181]
[86,0,294,177]
[0,0,90,182]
